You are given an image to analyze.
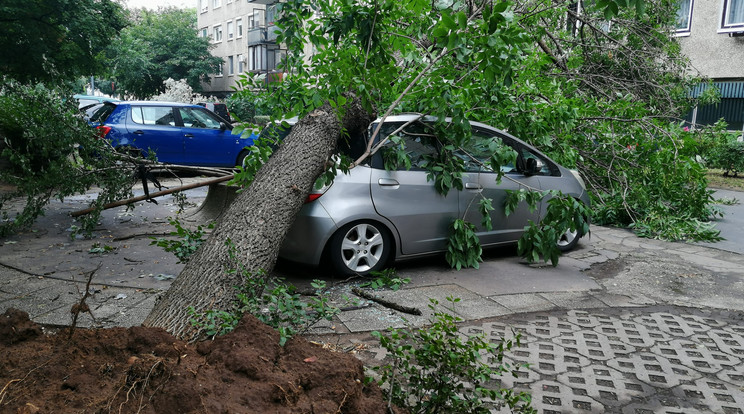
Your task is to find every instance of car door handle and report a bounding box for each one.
[133,130,144,135]
[378,178,399,187]
[465,182,482,190]
[184,133,194,138]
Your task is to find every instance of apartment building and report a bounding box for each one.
[197,0,285,97]
[677,0,744,132]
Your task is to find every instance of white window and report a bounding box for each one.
[238,54,244,73]
[721,0,744,33]
[675,0,693,35]
[226,0,233,3]
[213,25,223,42]
[236,18,243,38]
[227,21,234,40]
[248,12,263,29]
[199,0,208,13]
[199,27,208,38]
[228,56,234,75]
[216,60,223,77]
[213,0,221,9]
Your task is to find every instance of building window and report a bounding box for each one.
[675,0,693,35]
[200,27,208,38]
[213,0,221,9]
[228,56,234,75]
[199,0,208,13]
[721,0,744,32]
[213,25,223,42]
[227,21,234,40]
[238,54,244,73]
[216,60,223,77]
[236,18,243,38]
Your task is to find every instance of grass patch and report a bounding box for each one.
[706,169,744,192]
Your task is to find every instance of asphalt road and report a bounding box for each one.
[698,189,744,254]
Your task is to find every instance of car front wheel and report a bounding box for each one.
[328,221,392,276]
[556,227,581,251]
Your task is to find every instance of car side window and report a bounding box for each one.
[131,106,175,126]
[178,107,222,129]
[380,122,438,170]
[457,130,517,173]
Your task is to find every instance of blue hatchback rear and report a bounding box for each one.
[90,101,255,167]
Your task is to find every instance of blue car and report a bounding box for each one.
[88,101,255,167]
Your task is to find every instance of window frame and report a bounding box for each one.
[675,0,693,36]
[227,20,234,40]
[720,0,744,33]
[212,0,221,9]
[212,24,223,42]
[236,18,243,38]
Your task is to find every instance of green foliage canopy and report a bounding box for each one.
[233,0,722,268]
[0,0,127,82]
[105,8,223,99]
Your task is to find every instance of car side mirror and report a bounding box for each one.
[220,122,228,131]
[524,157,544,176]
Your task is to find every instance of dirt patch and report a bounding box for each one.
[0,308,398,413]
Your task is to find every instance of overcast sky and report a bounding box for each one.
[122,0,195,10]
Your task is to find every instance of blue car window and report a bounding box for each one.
[131,106,175,126]
[178,107,222,129]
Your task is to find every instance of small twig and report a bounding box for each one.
[69,263,101,338]
[352,287,422,315]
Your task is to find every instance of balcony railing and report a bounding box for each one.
[245,27,265,44]
[246,26,281,45]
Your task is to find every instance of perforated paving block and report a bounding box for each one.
[480,307,744,413]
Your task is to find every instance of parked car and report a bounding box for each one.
[87,101,255,167]
[278,114,590,276]
[73,94,120,109]
[197,102,232,123]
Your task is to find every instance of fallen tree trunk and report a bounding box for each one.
[70,175,234,217]
[144,97,373,340]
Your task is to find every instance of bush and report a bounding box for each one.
[711,140,744,177]
[371,298,535,413]
[0,80,133,236]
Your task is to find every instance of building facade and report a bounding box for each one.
[677,0,744,132]
[197,0,285,97]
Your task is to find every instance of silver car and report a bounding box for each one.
[278,114,590,276]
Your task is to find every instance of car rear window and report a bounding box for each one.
[87,103,116,123]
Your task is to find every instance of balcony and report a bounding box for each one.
[246,26,281,45]
[246,27,268,45]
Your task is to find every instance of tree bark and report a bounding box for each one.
[143,97,373,340]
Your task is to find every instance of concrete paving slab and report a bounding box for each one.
[490,293,557,313]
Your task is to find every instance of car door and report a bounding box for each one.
[369,122,460,255]
[126,105,184,163]
[457,129,542,245]
[177,106,237,167]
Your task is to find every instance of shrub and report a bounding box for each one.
[0,80,133,236]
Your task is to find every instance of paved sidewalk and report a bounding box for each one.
[2,183,744,412]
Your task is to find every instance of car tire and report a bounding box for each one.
[236,149,251,167]
[328,221,392,276]
[556,227,581,252]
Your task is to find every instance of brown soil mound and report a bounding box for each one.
[0,308,394,413]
